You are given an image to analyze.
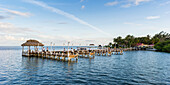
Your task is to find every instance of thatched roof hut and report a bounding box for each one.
[21,39,44,46]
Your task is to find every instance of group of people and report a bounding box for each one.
[63,48,74,52]
[42,47,49,52]
[114,47,123,54]
[41,47,75,53]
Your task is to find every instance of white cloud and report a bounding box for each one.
[0,34,29,44]
[160,1,170,6]
[0,7,31,17]
[0,30,113,46]
[121,4,132,8]
[146,16,160,20]
[4,35,18,41]
[0,21,113,46]
[0,22,36,34]
[106,0,152,8]
[134,0,150,5]
[105,1,118,6]
[25,0,112,37]
[80,0,84,2]
[81,5,85,9]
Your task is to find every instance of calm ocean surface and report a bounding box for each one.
[0,46,170,85]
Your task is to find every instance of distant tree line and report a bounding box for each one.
[106,31,170,49]
[154,40,170,52]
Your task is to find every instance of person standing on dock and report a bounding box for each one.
[46,47,49,52]
[64,48,66,52]
[71,48,74,54]
[89,48,91,52]
[108,47,110,52]
[42,47,45,52]
[71,48,74,52]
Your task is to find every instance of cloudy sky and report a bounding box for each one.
[0,0,170,46]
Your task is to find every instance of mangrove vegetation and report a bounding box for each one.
[107,31,170,52]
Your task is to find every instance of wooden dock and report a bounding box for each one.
[22,51,79,61]
[21,40,125,62]
[22,49,117,61]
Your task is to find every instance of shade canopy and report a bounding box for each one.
[21,39,44,46]
[89,44,95,46]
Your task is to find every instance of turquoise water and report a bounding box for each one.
[0,46,170,84]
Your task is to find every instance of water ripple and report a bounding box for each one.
[0,48,170,84]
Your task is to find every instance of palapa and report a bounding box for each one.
[21,39,44,46]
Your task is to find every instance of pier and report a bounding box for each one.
[21,40,79,61]
[21,40,125,62]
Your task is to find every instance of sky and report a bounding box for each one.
[0,0,170,46]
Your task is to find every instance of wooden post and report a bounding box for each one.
[68,42,70,58]
[72,44,74,55]
[53,43,55,51]
[51,42,52,53]
[28,46,30,56]
[22,46,24,55]
[38,43,39,56]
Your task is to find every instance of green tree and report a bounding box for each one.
[154,40,170,52]
[163,44,170,52]
[112,31,169,49]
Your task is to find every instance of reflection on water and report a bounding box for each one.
[0,47,170,84]
[22,56,78,74]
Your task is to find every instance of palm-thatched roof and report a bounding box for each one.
[21,39,44,46]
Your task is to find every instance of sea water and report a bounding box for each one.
[0,46,170,84]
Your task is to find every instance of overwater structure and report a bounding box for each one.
[21,39,124,62]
